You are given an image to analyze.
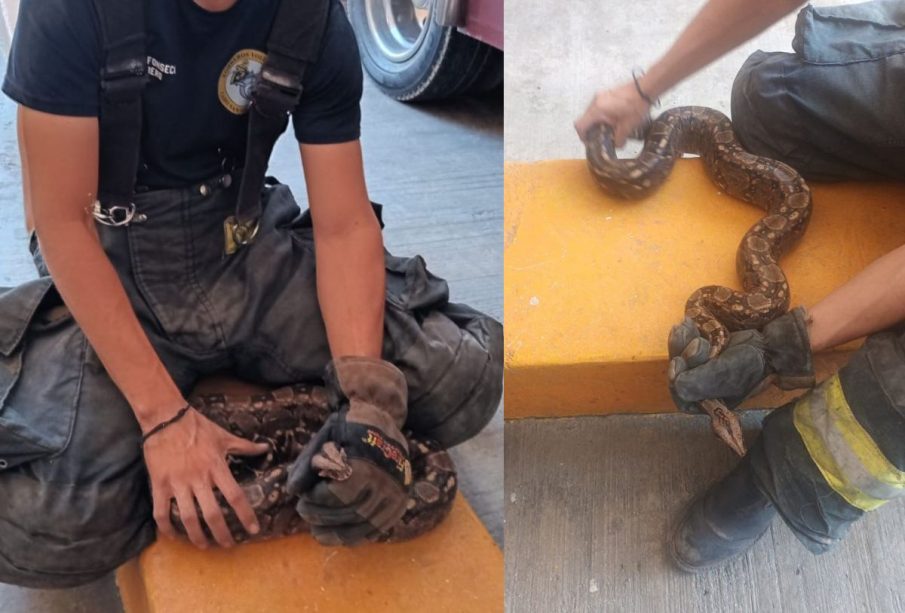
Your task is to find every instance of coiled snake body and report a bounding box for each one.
[169,383,458,544]
[585,106,812,455]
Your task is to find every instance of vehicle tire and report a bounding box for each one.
[346,0,503,101]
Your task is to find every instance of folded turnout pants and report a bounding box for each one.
[731,0,905,181]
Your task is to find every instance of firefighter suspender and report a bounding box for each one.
[93,0,148,227]
[92,0,331,253]
[226,0,330,254]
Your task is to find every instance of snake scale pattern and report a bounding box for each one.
[585,106,813,455]
[169,383,457,544]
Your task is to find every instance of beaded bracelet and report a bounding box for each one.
[141,404,192,446]
[631,68,660,108]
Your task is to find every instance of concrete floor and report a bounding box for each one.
[506,413,905,613]
[0,62,502,613]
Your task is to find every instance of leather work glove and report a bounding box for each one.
[286,356,412,546]
[667,307,815,414]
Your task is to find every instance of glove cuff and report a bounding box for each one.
[763,306,815,389]
[325,356,408,429]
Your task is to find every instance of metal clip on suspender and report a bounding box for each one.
[93,0,149,227]
[91,201,145,226]
[224,0,330,255]
[222,215,261,255]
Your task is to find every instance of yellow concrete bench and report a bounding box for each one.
[116,498,500,613]
[116,377,502,613]
[505,159,905,419]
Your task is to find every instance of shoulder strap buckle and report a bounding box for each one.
[100,58,148,100]
[253,64,304,116]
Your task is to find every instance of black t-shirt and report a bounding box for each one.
[3,0,363,188]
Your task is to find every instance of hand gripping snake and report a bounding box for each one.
[584,106,812,456]
[168,383,458,544]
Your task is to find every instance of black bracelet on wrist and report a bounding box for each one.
[141,404,192,446]
[631,68,660,108]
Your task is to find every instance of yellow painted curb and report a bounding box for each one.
[116,496,502,613]
[505,159,905,418]
[116,377,502,613]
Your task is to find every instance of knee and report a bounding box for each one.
[730,51,797,155]
[418,379,501,449]
[404,318,504,449]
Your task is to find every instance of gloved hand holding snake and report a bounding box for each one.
[286,357,414,546]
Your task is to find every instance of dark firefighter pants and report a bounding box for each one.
[747,326,905,554]
[730,1,905,553]
[0,174,503,588]
[730,0,905,182]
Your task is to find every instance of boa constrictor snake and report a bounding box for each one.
[585,106,812,456]
[169,383,458,544]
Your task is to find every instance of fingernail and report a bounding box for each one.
[251,523,260,534]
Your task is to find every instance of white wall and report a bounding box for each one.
[0,0,18,57]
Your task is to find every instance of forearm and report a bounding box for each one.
[314,213,385,358]
[20,106,184,431]
[35,218,186,431]
[301,140,385,358]
[806,244,905,352]
[640,0,805,99]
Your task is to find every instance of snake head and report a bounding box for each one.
[311,442,353,482]
[700,399,747,457]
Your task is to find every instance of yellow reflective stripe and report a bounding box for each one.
[792,375,905,512]
[825,378,905,496]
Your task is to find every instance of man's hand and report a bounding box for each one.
[574,81,651,147]
[574,0,808,147]
[667,308,815,413]
[143,408,270,549]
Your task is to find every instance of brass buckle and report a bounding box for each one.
[223,216,260,255]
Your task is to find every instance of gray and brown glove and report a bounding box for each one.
[668,306,816,413]
[286,356,412,546]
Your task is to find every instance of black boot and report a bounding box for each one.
[670,459,777,572]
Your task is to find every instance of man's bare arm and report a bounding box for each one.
[300,140,384,358]
[19,106,186,425]
[19,106,265,548]
[640,0,806,102]
[808,244,905,351]
[576,0,807,144]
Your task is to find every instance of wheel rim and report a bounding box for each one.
[364,0,432,63]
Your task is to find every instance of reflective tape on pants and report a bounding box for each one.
[793,374,905,511]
